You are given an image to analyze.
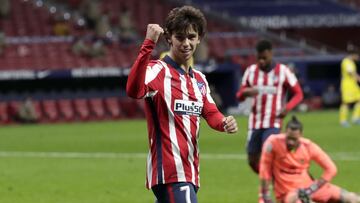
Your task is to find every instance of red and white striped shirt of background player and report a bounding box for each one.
[126,39,225,190]
[236,63,303,130]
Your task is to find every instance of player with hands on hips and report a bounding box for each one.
[236,39,303,174]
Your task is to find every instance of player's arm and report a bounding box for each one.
[202,93,238,133]
[202,79,238,133]
[343,60,360,82]
[310,142,337,182]
[126,24,164,99]
[236,86,259,100]
[298,142,337,201]
[348,69,360,81]
[236,68,258,101]
[278,68,304,118]
[259,139,275,203]
[260,179,274,203]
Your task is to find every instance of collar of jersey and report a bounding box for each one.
[258,61,277,72]
[163,55,194,77]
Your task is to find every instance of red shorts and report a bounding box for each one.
[281,183,341,203]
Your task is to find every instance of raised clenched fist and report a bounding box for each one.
[145,24,164,43]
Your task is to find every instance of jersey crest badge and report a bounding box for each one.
[197,82,206,96]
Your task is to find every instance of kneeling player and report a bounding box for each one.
[259,116,360,203]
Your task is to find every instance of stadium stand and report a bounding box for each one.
[73,98,90,120]
[0,0,353,124]
[0,95,141,124]
[0,0,234,124]
[89,98,106,119]
[42,99,59,122]
[0,101,9,123]
[58,99,75,121]
[339,0,360,10]
[104,97,123,119]
[190,0,357,16]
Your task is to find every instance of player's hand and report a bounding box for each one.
[298,179,326,203]
[263,198,274,203]
[145,24,164,43]
[244,87,259,97]
[260,185,274,203]
[260,193,274,203]
[298,188,311,203]
[277,107,288,118]
[222,116,238,134]
[260,196,274,203]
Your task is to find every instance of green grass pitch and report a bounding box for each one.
[0,110,359,203]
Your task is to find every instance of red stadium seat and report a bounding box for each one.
[89,98,106,119]
[7,101,21,120]
[0,102,9,123]
[73,99,90,120]
[42,100,59,122]
[58,99,75,121]
[119,98,144,118]
[32,100,43,121]
[104,97,122,119]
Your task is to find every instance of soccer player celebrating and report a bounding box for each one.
[339,46,360,127]
[126,6,238,203]
[259,116,360,203]
[236,39,303,174]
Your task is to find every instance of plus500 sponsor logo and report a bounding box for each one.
[174,100,203,116]
[256,86,277,94]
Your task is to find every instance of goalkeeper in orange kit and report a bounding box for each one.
[259,116,360,203]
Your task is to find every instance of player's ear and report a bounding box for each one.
[164,30,172,46]
[164,36,172,46]
[197,36,201,44]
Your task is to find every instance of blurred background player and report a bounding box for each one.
[339,45,360,127]
[126,6,238,203]
[8,97,38,124]
[236,39,303,174]
[259,116,360,203]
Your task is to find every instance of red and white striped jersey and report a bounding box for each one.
[236,63,303,130]
[126,39,225,189]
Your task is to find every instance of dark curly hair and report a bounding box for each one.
[256,39,273,53]
[164,6,207,42]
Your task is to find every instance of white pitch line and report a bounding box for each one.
[0,151,359,161]
[0,151,148,159]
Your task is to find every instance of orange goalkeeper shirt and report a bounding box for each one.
[259,134,337,199]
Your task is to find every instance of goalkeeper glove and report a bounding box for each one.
[298,179,327,203]
[260,188,274,203]
[298,188,311,203]
[262,196,274,203]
